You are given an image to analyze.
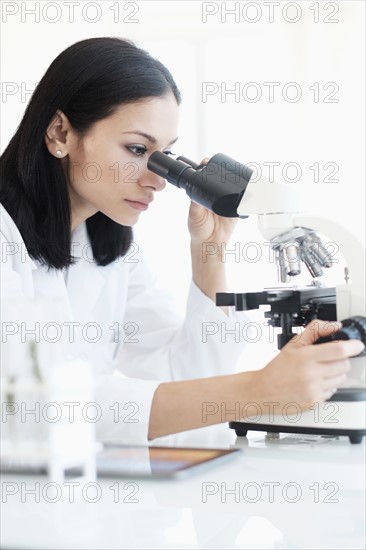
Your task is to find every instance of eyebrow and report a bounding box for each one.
[121,131,178,146]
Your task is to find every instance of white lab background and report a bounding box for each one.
[1,1,365,371]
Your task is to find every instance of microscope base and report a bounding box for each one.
[229,422,366,444]
[229,394,366,444]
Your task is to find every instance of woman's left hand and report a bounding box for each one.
[187,158,238,249]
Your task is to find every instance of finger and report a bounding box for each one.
[189,200,206,215]
[322,372,348,389]
[188,202,209,229]
[321,360,351,378]
[323,374,347,399]
[315,340,365,362]
[322,388,337,401]
[199,157,210,165]
[291,320,342,346]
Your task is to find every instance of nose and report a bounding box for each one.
[140,168,166,193]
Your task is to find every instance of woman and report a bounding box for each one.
[1,37,362,443]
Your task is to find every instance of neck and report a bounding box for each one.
[68,186,98,231]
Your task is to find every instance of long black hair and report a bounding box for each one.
[0,37,181,269]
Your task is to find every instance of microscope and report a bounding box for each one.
[148,152,366,443]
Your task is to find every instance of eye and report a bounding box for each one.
[126,145,147,157]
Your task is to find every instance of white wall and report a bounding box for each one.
[1,1,365,369]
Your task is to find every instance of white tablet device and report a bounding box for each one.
[90,446,242,479]
[1,446,241,480]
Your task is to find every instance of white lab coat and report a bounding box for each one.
[0,204,248,443]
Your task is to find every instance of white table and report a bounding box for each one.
[1,425,365,549]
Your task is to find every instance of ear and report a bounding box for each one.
[44,110,72,159]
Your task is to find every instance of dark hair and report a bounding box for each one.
[0,37,181,269]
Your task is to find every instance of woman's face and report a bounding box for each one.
[59,93,179,228]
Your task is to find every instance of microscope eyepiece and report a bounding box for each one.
[147,152,194,185]
[147,151,252,217]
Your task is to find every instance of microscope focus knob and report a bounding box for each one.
[315,316,366,356]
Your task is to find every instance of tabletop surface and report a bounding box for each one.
[1,424,365,550]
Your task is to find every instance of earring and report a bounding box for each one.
[56,150,62,157]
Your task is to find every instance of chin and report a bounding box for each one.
[108,212,140,227]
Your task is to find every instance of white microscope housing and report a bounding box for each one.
[228,175,366,443]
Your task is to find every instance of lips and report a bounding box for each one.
[125,198,153,211]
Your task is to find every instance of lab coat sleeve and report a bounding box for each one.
[93,372,161,445]
[116,246,250,382]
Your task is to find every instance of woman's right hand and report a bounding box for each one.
[250,319,365,410]
[148,319,365,439]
